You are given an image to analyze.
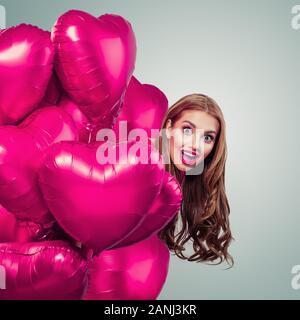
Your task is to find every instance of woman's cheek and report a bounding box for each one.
[170,132,182,164]
[204,144,214,159]
[173,130,184,149]
[175,130,195,149]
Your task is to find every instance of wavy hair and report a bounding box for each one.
[157,93,234,267]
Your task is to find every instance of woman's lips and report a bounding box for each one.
[181,149,201,166]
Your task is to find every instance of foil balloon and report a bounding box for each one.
[0,24,54,125]
[38,139,165,252]
[84,234,170,300]
[0,204,66,243]
[0,106,78,224]
[111,171,182,249]
[0,204,41,243]
[59,95,91,143]
[52,10,137,128]
[0,241,88,300]
[41,72,62,106]
[0,204,16,242]
[112,76,168,141]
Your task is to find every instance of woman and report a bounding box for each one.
[83,93,234,300]
[157,93,234,266]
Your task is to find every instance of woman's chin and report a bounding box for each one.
[174,161,204,174]
[174,163,192,172]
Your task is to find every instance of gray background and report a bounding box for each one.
[0,0,299,299]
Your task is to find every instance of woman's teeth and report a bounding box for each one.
[181,150,199,165]
[182,150,197,158]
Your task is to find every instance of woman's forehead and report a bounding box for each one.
[175,110,220,132]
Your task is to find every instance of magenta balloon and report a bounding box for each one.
[84,234,170,300]
[0,205,38,243]
[0,241,88,300]
[112,171,182,249]
[42,72,62,106]
[38,139,165,252]
[0,204,16,242]
[0,24,54,125]
[59,95,91,143]
[0,106,78,224]
[52,10,137,128]
[113,76,168,139]
[0,205,62,243]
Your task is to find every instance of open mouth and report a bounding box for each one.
[181,149,200,166]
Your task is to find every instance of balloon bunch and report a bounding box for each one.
[0,10,182,300]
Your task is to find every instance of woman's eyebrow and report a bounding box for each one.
[182,120,196,128]
[205,130,217,135]
[182,121,217,135]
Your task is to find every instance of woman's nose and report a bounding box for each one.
[191,136,201,152]
[185,142,201,155]
[192,145,201,155]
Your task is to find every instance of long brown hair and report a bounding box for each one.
[157,93,234,267]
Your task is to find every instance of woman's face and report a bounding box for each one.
[165,109,220,172]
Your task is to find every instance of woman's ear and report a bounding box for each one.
[165,119,172,139]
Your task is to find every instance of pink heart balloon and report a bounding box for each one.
[0,204,66,243]
[0,204,16,242]
[84,234,170,300]
[0,241,88,300]
[0,24,54,125]
[112,171,182,249]
[59,95,90,143]
[52,10,137,128]
[41,72,62,107]
[113,76,168,140]
[0,106,78,224]
[0,204,40,242]
[38,139,165,252]
[60,76,168,144]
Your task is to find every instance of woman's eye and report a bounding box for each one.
[204,135,214,143]
[183,127,193,136]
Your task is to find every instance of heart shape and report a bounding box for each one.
[0,241,88,300]
[41,72,62,107]
[0,106,78,224]
[0,204,16,242]
[113,76,168,140]
[0,204,41,243]
[0,24,54,125]
[112,171,182,249]
[38,139,165,252]
[0,204,67,243]
[84,234,170,300]
[58,95,90,143]
[52,10,137,127]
